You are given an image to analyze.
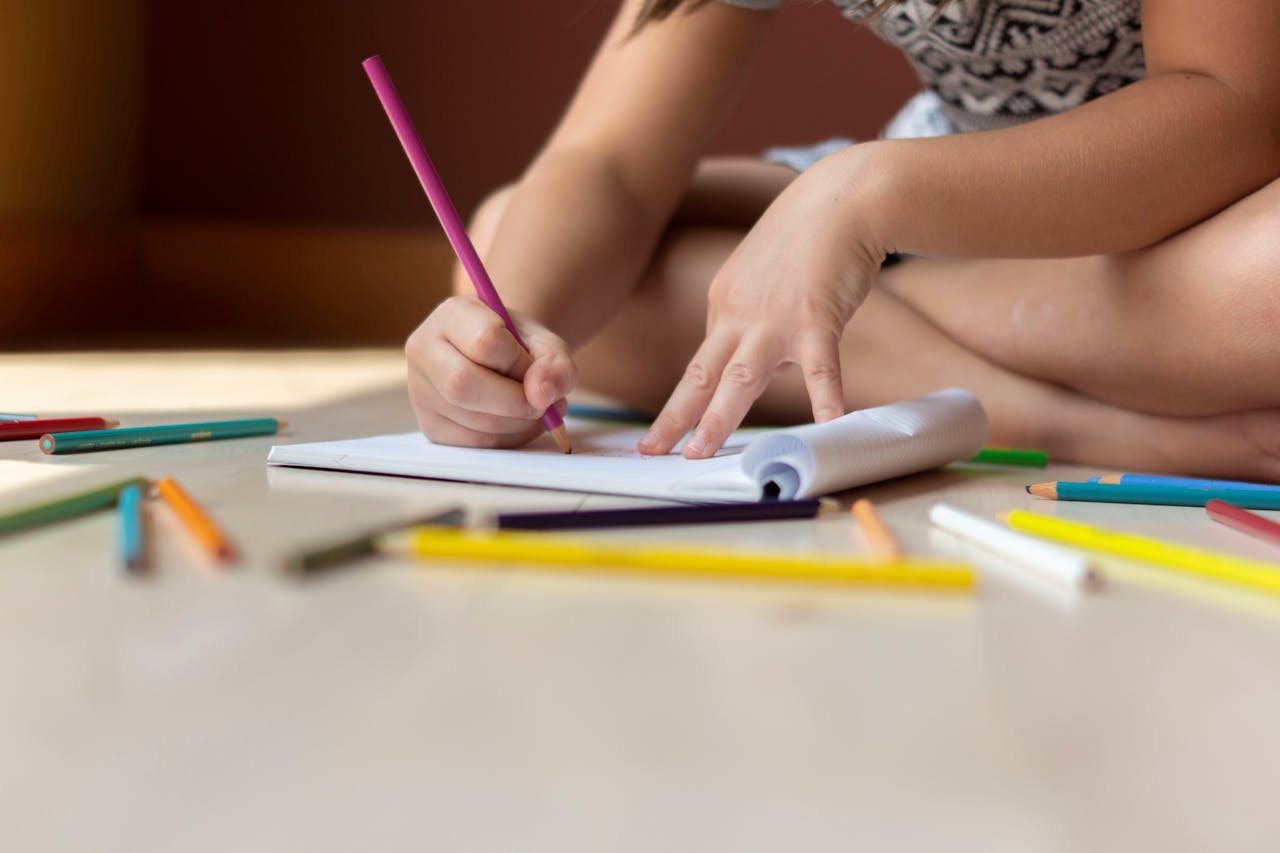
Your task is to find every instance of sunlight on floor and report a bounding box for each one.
[0,350,405,413]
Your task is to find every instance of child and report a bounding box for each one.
[405,0,1280,479]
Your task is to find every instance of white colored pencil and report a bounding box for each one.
[929,502,1101,591]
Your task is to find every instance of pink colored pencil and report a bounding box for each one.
[1206,499,1280,548]
[362,54,571,454]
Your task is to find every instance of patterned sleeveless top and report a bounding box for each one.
[723,0,1146,133]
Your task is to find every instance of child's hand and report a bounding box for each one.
[639,161,883,458]
[405,295,577,448]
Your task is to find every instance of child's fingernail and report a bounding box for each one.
[684,435,707,456]
[537,381,554,407]
[639,429,659,449]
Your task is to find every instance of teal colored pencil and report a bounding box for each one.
[1029,481,1280,510]
[40,418,285,455]
[118,483,148,573]
[0,477,149,538]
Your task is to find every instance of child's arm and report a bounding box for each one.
[640,0,1280,459]
[406,0,773,449]
[481,0,772,345]
[853,0,1280,259]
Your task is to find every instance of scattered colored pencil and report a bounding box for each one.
[851,498,902,560]
[966,447,1048,468]
[363,54,571,454]
[496,499,824,531]
[387,528,975,591]
[929,502,1100,591]
[1006,510,1280,598]
[1094,473,1280,492]
[0,417,119,442]
[1205,499,1280,549]
[0,413,38,422]
[117,483,148,573]
[155,477,237,564]
[1027,481,1280,510]
[283,506,466,576]
[0,477,148,538]
[565,404,654,425]
[40,418,285,455]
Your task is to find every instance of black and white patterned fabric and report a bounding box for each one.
[840,0,1146,132]
[722,0,1147,134]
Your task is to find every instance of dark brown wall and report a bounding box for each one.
[141,1,919,226]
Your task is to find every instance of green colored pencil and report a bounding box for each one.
[39,418,285,455]
[0,477,149,538]
[967,447,1049,468]
[1029,481,1280,510]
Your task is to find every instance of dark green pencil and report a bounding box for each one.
[0,477,149,538]
[282,506,467,577]
[40,418,285,454]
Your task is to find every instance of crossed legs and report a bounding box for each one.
[466,159,1280,479]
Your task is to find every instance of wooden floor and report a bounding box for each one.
[2,350,1280,852]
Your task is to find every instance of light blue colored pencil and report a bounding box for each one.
[118,483,147,573]
[1030,481,1280,510]
[1092,473,1280,492]
[0,413,37,422]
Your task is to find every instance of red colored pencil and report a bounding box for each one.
[0,417,119,442]
[1205,499,1280,548]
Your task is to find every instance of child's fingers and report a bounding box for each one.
[799,334,846,424]
[414,406,545,450]
[427,337,542,419]
[442,298,535,379]
[523,348,579,411]
[413,369,546,436]
[681,339,776,459]
[638,334,735,455]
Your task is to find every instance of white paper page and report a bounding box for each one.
[267,419,761,502]
[740,388,988,499]
[267,389,987,502]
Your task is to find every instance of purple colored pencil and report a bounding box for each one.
[362,54,571,453]
[496,500,825,531]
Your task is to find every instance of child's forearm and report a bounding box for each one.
[477,145,675,349]
[836,72,1280,260]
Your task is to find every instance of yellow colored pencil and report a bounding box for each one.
[851,498,903,560]
[389,528,973,591]
[155,477,237,563]
[1006,510,1280,597]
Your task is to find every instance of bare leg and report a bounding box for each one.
[886,176,1280,417]
[468,159,1280,479]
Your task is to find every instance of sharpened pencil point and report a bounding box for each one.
[549,424,572,454]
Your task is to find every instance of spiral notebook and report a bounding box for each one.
[266,389,987,502]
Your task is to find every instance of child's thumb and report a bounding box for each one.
[523,345,577,411]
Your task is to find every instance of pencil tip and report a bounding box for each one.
[549,424,572,454]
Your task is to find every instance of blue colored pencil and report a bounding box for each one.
[118,483,148,573]
[1029,481,1280,510]
[566,403,655,424]
[1093,473,1280,492]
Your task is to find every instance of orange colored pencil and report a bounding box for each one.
[851,498,903,560]
[155,477,236,563]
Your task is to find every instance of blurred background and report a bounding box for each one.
[1,0,917,350]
